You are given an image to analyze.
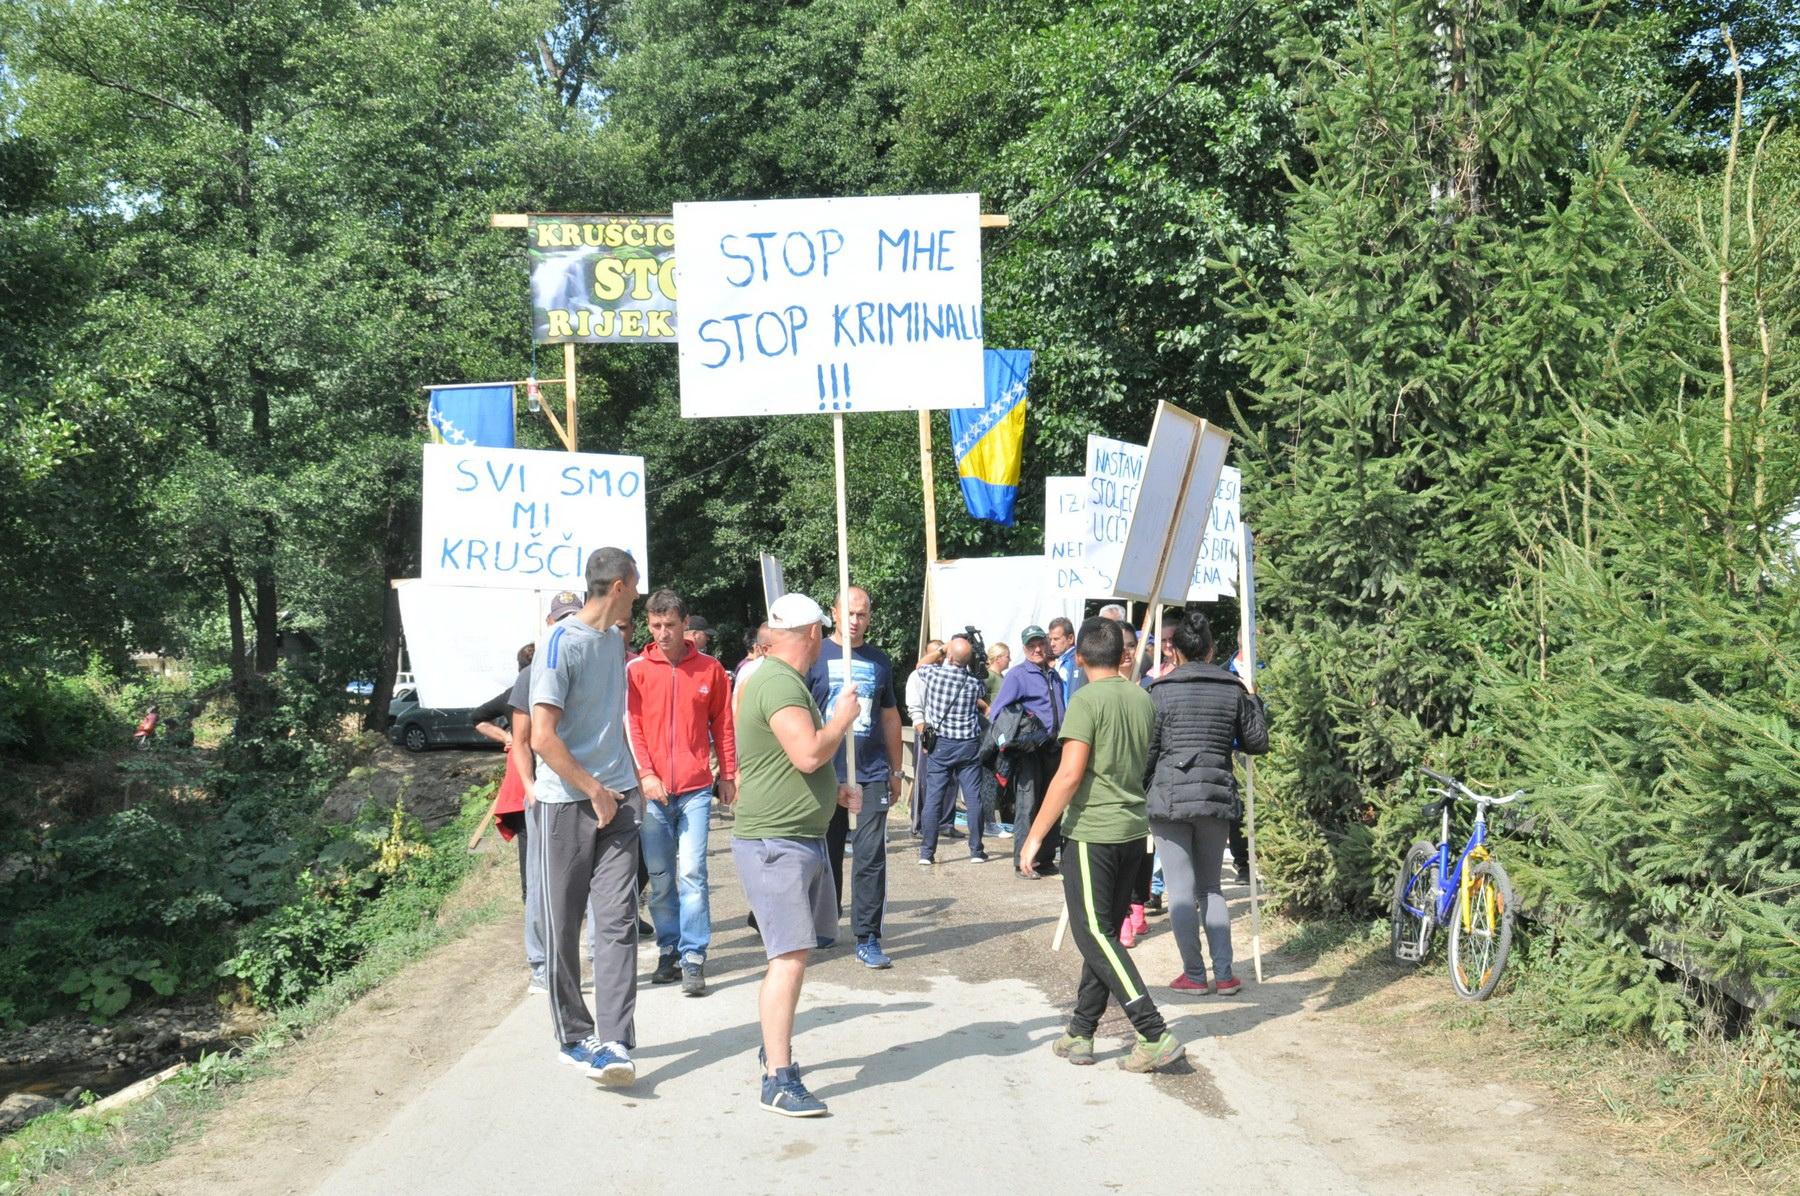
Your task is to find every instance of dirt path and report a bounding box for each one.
[84,818,1692,1196]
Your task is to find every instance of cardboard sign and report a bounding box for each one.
[674,193,986,417]
[1044,476,1091,597]
[1113,403,1233,603]
[1083,432,1241,601]
[420,444,649,591]
[395,581,543,708]
[928,556,1083,656]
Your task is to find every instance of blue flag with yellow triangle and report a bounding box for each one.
[949,349,1032,527]
[427,384,516,448]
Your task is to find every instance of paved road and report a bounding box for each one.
[297,811,1656,1196]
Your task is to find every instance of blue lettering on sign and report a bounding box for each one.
[876,228,958,272]
[698,308,808,367]
[454,461,479,492]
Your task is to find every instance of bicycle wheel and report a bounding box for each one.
[1390,841,1438,965]
[1448,858,1515,1000]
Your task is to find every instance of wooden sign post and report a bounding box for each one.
[1238,523,1264,983]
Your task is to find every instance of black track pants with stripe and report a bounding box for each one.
[1062,838,1168,1041]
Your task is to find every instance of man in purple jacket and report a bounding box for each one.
[991,625,1066,878]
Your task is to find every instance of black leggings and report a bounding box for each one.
[1130,841,1155,905]
[1062,839,1167,1041]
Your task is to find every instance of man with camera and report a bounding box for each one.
[918,634,990,865]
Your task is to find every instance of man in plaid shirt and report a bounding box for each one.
[918,635,990,865]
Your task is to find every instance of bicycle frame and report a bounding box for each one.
[1401,802,1491,925]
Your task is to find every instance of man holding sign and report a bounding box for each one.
[733,594,862,1117]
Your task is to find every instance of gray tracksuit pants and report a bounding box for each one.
[533,790,642,1048]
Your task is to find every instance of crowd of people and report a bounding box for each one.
[468,548,1267,1117]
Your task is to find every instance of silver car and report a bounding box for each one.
[385,687,503,753]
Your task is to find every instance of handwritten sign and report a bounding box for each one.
[1083,434,1241,601]
[1044,476,1091,597]
[673,194,986,417]
[420,444,649,591]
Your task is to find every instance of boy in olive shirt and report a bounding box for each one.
[1019,617,1183,1073]
[733,594,862,1117]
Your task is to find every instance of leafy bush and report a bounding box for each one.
[223,871,361,1009]
[0,664,128,761]
[221,786,491,1011]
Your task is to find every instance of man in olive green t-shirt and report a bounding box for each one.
[731,593,861,1118]
[1019,616,1183,1075]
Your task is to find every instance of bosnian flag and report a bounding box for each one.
[949,349,1032,527]
[427,384,516,448]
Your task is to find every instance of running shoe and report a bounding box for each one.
[1051,1034,1095,1066]
[760,1065,828,1117]
[1120,1032,1185,1073]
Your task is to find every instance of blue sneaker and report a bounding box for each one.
[816,936,835,950]
[856,938,893,969]
[760,1064,828,1117]
[589,1041,635,1087]
[559,1037,602,1069]
[757,1045,800,1075]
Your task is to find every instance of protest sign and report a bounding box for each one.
[420,444,649,591]
[1083,433,1241,601]
[529,215,676,344]
[395,581,543,708]
[673,193,986,417]
[1044,476,1090,598]
[1113,404,1233,604]
[928,557,1083,654]
[760,552,787,615]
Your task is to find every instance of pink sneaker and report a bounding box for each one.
[1213,976,1243,996]
[1129,903,1149,936]
[1119,916,1137,948]
[1169,974,1212,994]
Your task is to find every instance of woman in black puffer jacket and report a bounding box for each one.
[1144,613,1268,995]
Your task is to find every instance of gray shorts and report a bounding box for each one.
[732,837,837,959]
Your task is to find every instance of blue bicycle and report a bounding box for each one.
[1390,766,1523,1000]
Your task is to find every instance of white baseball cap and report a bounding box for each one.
[768,593,833,630]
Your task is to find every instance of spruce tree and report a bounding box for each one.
[1219,0,1672,909]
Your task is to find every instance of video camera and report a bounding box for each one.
[963,625,989,680]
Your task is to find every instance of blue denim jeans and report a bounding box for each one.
[642,787,714,961]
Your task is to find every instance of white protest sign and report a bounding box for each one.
[1083,433,1241,601]
[1114,404,1233,604]
[395,580,543,708]
[929,556,1084,654]
[420,444,649,591]
[674,193,986,417]
[1044,476,1090,598]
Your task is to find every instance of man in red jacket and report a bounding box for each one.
[627,588,738,996]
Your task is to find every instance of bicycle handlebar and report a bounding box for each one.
[1417,766,1524,806]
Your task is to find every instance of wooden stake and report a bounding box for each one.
[564,342,578,452]
[833,413,857,780]
[1239,525,1264,984]
[918,410,939,655]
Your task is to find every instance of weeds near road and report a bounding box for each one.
[0,784,505,1195]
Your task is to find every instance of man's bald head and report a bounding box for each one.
[946,636,974,667]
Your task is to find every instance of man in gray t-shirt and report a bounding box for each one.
[531,619,638,802]
[527,547,644,1088]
